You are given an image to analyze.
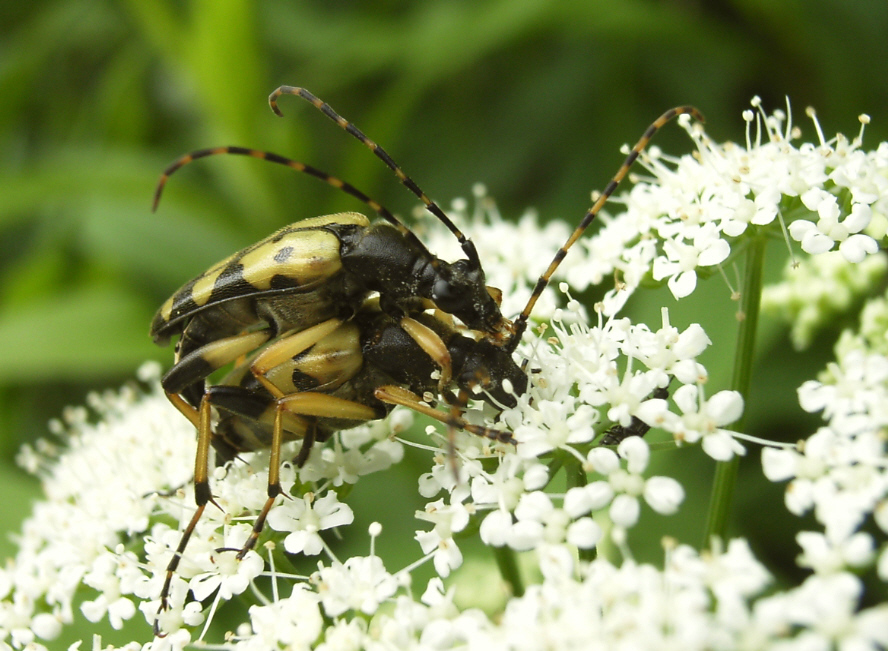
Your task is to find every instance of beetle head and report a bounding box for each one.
[450,337,528,409]
[433,253,511,340]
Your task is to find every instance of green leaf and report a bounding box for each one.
[0,287,157,383]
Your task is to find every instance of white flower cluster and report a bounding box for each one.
[1,358,883,650]
[403,301,742,572]
[760,291,888,647]
[227,538,773,651]
[0,365,404,650]
[763,250,888,349]
[0,326,728,651]
[764,287,888,547]
[542,98,888,312]
[2,99,887,650]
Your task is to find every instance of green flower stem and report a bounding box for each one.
[703,233,767,546]
[565,452,587,490]
[492,544,525,597]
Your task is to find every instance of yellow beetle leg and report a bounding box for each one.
[374,385,515,445]
[250,318,345,397]
[163,329,272,394]
[399,316,452,392]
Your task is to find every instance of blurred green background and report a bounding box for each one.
[2,0,887,642]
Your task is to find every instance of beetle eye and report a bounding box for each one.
[433,278,465,312]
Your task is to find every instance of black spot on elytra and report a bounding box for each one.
[275,246,294,263]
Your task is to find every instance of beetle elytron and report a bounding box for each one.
[151,85,702,630]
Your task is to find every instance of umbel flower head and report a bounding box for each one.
[2,98,888,650]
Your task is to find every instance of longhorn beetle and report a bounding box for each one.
[151,86,702,632]
[151,87,510,417]
[154,299,529,628]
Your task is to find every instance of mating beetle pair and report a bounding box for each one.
[150,85,701,628]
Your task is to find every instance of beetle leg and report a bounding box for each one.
[398,316,452,392]
[293,422,316,468]
[154,502,206,635]
[374,385,515,445]
[158,330,285,625]
[278,391,382,421]
[234,396,292,560]
[165,391,200,429]
[446,389,471,479]
[155,387,221,632]
[250,318,345,398]
[236,392,381,558]
[179,384,313,563]
[599,385,671,446]
[162,328,275,443]
[162,330,272,396]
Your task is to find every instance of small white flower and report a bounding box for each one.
[569,518,603,549]
[298,432,404,486]
[761,445,800,482]
[313,618,369,651]
[790,189,879,262]
[188,524,264,603]
[610,493,641,528]
[507,491,575,550]
[587,446,621,475]
[648,385,746,460]
[636,316,711,385]
[266,491,354,556]
[29,612,62,643]
[798,348,888,434]
[652,224,731,299]
[470,454,546,511]
[242,584,323,649]
[564,481,614,517]
[566,438,684,533]
[478,508,514,548]
[796,530,875,574]
[313,556,398,617]
[415,496,471,576]
[79,550,142,629]
[80,593,136,630]
[643,475,685,515]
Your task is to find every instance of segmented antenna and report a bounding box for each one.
[268,86,482,269]
[151,146,435,255]
[507,105,705,352]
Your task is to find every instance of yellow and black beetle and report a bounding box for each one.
[150,85,702,632]
[151,87,511,416]
[154,300,530,622]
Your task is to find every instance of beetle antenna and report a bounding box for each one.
[152,146,434,254]
[269,86,481,269]
[507,105,705,352]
